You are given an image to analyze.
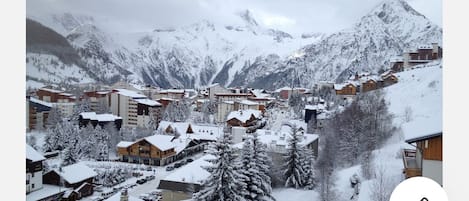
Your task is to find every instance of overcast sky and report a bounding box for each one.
[27,0,442,35]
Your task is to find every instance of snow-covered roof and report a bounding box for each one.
[359,75,383,83]
[334,82,356,90]
[115,89,147,98]
[214,93,251,96]
[29,97,53,108]
[26,184,69,201]
[135,99,162,106]
[104,191,143,201]
[55,162,97,184]
[251,89,271,98]
[26,144,46,162]
[238,99,258,106]
[96,91,111,95]
[222,101,234,104]
[234,124,319,151]
[226,109,262,123]
[207,83,220,88]
[158,121,223,142]
[305,104,325,111]
[196,99,210,103]
[39,87,63,93]
[80,112,122,121]
[163,154,216,184]
[116,141,134,148]
[402,117,442,143]
[144,135,176,151]
[59,92,73,97]
[159,89,185,94]
[274,87,291,92]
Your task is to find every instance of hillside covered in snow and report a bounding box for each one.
[26,0,441,90]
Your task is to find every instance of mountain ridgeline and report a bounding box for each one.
[26,0,441,90]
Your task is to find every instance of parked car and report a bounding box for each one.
[166,166,174,171]
[101,191,114,199]
[146,175,155,181]
[174,163,182,168]
[150,189,163,197]
[146,166,153,171]
[186,158,194,163]
[136,178,147,184]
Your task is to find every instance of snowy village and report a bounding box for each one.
[25,0,442,201]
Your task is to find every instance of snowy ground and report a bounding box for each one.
[328,61,442,201]
[272,188,319,201]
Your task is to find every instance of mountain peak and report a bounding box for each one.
[369,0,425,22]
[237,9,259,27]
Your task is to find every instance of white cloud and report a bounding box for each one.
[26,0,442,35]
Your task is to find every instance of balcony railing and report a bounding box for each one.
[402,149,422,178]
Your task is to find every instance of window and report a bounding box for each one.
[32,184,35,189]
[424,140,428,149]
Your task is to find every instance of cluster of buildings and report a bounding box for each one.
[155,120,319,200]
[333,43,442,98]
[391,43,443,72]
[26,145,98,201]
[333,71,399,97]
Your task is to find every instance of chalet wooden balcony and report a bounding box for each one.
[402,149,422,178]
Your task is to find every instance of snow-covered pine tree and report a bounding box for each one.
[194,132,248,201]
[43,124,61,152]
[251,132,275,200]
[61,140,79,166]
[283,125,306,188]
[77,124,97,159]
[237,136,262,201]
[71,97,91,122]
[95,126,110,161]
[46,106,64,128]
[302,148,316,190]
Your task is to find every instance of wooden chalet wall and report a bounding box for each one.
[417,136,442,161]
[361,80,378,92]
[335,84,357,95]
[118,140,176,165]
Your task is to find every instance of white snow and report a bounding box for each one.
[226,109,262,123]
[80,112,122,121]
[116,141,134,148]
[272,188,319,201]
[26,144,46,162]
[54,162,98,184]
[134,99,162,106]
[401,117,442,142]
[115,89,148,99]
[144,135,176,151]
[384,61,442,141]
[238,99,259,106]
[26,184,70,201]
[104,191,143,201]
[29,97,53,108]
[163,154,215,184]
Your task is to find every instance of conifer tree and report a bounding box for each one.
[283,125,306,188]
[194,132,248,201]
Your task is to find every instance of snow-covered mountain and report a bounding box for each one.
[26,9,324,89]
[230,0,442,89]
[26,0,440,90]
